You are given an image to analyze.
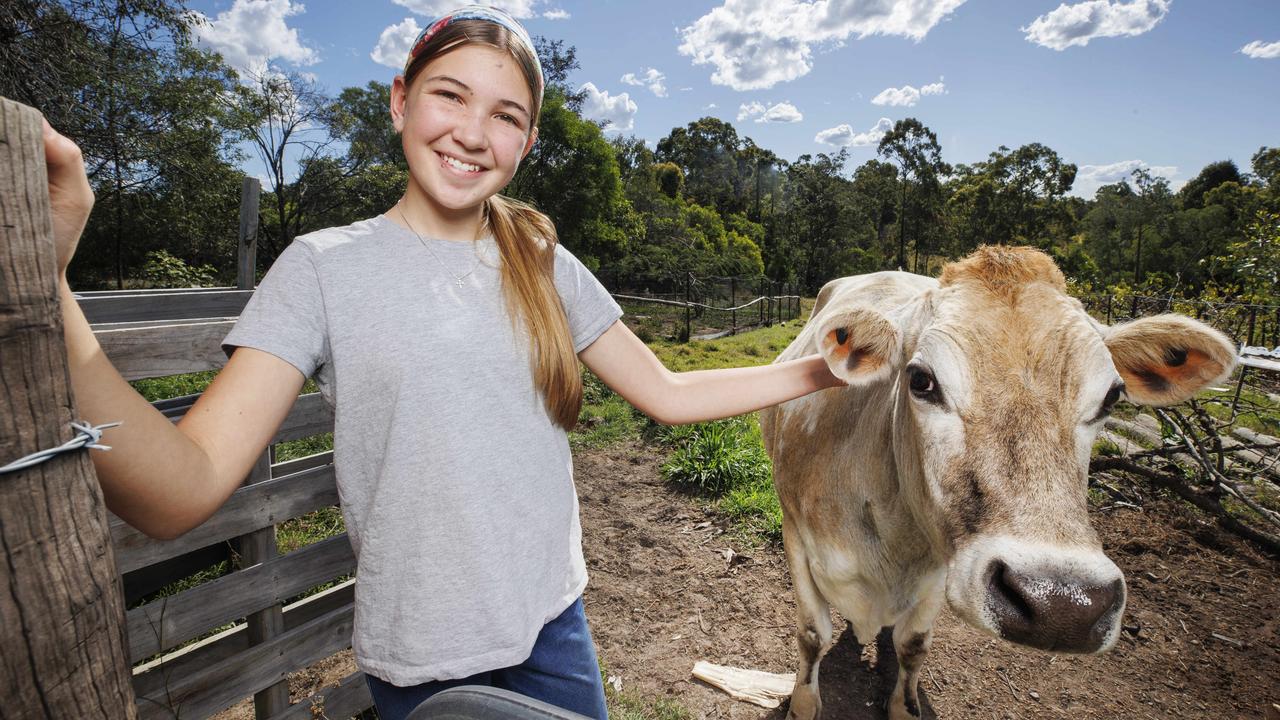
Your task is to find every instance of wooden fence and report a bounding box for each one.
[84,288,374,719]
[75,190,377,717]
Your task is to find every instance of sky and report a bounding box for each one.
[185,0,1280,199]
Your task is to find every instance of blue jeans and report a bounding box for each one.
[365,597,608,720]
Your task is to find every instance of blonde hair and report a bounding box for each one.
[405,20,582,429]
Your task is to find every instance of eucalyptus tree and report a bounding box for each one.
[877,118,948,271]
[1,0,242,288]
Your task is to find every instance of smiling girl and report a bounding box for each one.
[46,6,841,719]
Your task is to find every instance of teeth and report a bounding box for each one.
[443,155,481,172]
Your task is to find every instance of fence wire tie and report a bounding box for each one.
[0,420,123,475]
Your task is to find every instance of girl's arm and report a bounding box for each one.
[578,320,842,425]
[47,121,305,540]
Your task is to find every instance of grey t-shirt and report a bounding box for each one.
[222,215,622,684]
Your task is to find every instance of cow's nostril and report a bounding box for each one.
[986,560,1035,636]
[984,561,1125,653]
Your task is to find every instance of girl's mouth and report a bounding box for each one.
[439,152,483,174]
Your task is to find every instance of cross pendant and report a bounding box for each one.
[455,278,465,288]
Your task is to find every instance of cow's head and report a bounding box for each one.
[814,246,1235,654]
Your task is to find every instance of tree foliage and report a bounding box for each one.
[10,9,1275,310]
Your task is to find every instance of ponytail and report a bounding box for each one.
[485,195,582,429]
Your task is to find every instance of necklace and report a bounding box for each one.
[397,204,481,288]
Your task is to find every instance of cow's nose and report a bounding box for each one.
[985,559,1125,653]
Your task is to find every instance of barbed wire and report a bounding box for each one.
[0,421,121,475]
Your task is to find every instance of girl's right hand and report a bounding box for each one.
[42,118,94,280]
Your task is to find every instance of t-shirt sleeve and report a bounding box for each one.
[553,244,623,353]
[222,239,329,379]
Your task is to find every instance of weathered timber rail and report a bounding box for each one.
[87,272,372,719]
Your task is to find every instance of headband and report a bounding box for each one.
[404,5,544,94]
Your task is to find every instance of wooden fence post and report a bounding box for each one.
[237,177,261,290]
[730,277,736,335]
[0,98,136,718]
[683,272,691,343]
[241,452,290,718]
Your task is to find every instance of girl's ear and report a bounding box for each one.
[521,126,538,159]
[390,75,408,133]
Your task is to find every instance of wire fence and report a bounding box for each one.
[598,269,802,342]
[1079,294,1280,349]
[1079,294,1280,401]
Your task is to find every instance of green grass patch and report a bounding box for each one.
[660,417,772,496]
[607,691,695,720]
[1093,437,1123,457]
[572,368,646,448]
[130,370,218,402]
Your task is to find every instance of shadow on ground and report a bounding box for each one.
[762,626,938,720]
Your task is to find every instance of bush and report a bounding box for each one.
[660,418,772,496]
[138,249,217,288]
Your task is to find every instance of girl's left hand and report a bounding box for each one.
[42,118,94,280]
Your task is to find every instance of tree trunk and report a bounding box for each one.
[0,97,136,719]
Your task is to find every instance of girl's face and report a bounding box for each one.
[392,43,537,217]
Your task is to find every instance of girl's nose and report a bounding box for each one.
[453,112,488,150]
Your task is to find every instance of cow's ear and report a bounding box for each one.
[816,305,902,385]
[1105,314,1236,406]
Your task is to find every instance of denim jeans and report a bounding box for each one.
[365,597,608,720]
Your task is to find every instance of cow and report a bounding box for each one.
[759,246,1235,720]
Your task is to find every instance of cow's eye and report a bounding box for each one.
[1099,383,1124,417]
[908,366,941,403]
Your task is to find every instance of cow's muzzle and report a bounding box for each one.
[984,559,1126,653]
[946,537,1127,654]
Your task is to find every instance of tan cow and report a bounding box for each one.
[760,246,1235,720]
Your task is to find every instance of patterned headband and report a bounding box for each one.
[404,4,544,94]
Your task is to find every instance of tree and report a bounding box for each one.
[226,69,344,261]
[947,143,1076,252]
[329,81,404,170]
[507,89,637,267]
[877,118,947,271]
[1178,160,1242,210]
[656,117,745,216]
[2,0,244,288]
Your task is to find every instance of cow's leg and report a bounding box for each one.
[888,586,944,720]
[782,516,833,720]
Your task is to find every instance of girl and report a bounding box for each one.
[46,6,842,719]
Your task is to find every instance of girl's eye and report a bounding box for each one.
[496,114,518,126]
[435,90,461,103]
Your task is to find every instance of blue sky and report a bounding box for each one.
[187,0,1279,198]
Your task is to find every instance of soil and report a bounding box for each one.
[218,439,1280,720]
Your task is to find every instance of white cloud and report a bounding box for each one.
[371,18,420,69]
[871,79,946,107]
[579,83,637,132]
[1074,159,1177,196]
[679,0,967,91]
[872,85,920,107]
[391,0,539,18]
[737,101,765,121]
[1241,40,1280,59]
[761,102,803,123]
[621,68,668,97]
[543,8,570,19]
[815,117,893,147]
[193,0,318,77]
[1022,0,1169,51]
[737,101,803,123]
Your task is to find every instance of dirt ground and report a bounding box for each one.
[221,439,1279,720]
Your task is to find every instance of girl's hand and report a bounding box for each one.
[42,118,94,280]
